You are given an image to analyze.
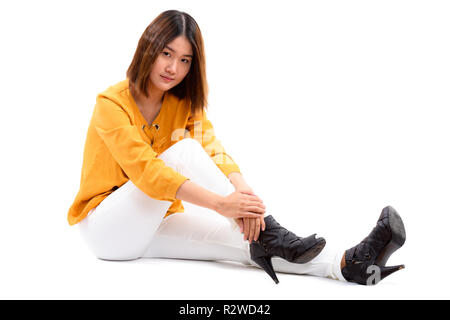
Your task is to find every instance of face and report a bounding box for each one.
[149,36,193,93]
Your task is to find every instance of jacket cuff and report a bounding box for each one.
[166,174,190,201]
[211,154,241,177]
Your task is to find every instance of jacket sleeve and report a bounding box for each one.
[186,109,241,177]
[93,96,189,201]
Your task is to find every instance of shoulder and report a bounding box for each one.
[90,79,137,126]
[93,79,139,119]
[97,79,130,104]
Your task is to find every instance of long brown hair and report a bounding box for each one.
[126,10,208,115]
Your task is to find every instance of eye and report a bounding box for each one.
[182,58,191,64]
[162,51,170,57]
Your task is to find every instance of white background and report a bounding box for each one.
[0,0,449,299]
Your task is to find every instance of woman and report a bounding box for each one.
[68,10,406,285]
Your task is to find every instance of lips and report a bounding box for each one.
[161,75,174,81]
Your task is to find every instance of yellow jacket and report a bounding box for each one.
[67,79,240,225]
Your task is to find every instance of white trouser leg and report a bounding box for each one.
[143,209,347,281]
[78,178,173,261]
[78,138,236,261]
[79,138,347,281]
[146,138,347,281]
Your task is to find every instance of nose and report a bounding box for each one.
[165,60,177,75]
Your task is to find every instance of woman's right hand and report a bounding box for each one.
[216,190,266,219]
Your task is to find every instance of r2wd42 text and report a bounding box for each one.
[223,305,270,315]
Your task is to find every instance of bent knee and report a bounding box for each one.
[176,137,203,149]
[164,138,204,156]
[157,137,208,168]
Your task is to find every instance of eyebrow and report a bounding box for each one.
[164,45,193,58]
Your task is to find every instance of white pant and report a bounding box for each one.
[79,138,347,282]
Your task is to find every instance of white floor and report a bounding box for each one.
[1,212,447,300]
[1,0,450,300]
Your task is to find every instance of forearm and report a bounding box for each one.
[228,172,250,189]
[175,179,223,212]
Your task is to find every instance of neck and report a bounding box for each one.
[132,82,165,110]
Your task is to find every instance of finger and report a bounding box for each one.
[260,215,266,231]
[254,218,261,241]
[249,201,266,211]
[235,218,243,233]
[241,218,246,240]
[245,195,265,206]
[250,193,264,202]
[246,198,265,207]
[248,218,255,243]
[246,205,265,214]
[241,212,264,219]
[243,218,250,241]
[243,193,262,201]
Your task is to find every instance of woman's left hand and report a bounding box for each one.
[228,173,266,241]
[232,185,266,242]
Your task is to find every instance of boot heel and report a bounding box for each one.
[365,264,405,285]
[380,264,405,281]
[364,264,405,285]
[250,241,279,284]
[253,255,279,284]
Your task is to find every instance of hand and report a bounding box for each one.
[216,190,266,219]
[227,173,266,242]
[232,189,266,243]
[234,217,266,243]
[241,217,266,243]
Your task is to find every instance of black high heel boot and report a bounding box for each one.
[341,206,406,285]
[250,215,326,284]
